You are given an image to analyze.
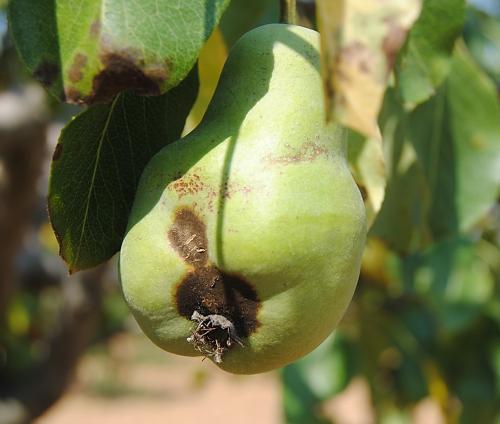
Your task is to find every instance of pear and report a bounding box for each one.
[119,24,366,374]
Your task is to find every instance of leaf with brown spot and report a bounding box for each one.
[8,0,229,104]
[48,68,198,272]
[316,0,422,138]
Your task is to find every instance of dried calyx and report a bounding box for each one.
[187,311,244,363]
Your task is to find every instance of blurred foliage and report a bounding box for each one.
[1,1,500,423]
[282,1,500,423]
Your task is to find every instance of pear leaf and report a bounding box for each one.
[348,130,387,228]
[371,45,500,252]
[48,69,198,272]
[397,0,466,108]
[8,0,228,104]
[186,27,228,132]
[316,0,421,137]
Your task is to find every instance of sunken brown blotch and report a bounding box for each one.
[169,207,261,351]
[176,267,260,339]
[168,208,208,266]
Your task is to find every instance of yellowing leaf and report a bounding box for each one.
[317,0,422,137]
[185,27,228,133]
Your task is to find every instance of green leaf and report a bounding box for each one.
[411,45,500,238]
[407,237,495,333]
[370,88,427,252]
[464,7,500,84]
[397,0,466,108]
[8,0,228,104]
[372,45,500,251]
[281,334,355,424]
[48,68,198,272]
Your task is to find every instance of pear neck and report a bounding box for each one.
[322,122,348,158]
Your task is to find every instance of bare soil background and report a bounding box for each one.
[35,332,444,424]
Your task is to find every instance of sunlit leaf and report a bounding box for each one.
[185,27,228,133]
[410,44,500,238]
[282,334,355,424]
[397,0,466,108]
[8,0,228,104]
[372,45,500,252]
[316,0,421,137]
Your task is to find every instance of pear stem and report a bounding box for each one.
[280,0,297,25]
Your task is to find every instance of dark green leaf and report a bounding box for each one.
[48,68,198,272]
[370,88,427,252]
[397,0,466,108]
[406,237,494,333]
[8,0,228,104]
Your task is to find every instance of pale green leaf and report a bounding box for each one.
[398,0,466,108]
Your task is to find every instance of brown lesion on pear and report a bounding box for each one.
[168,208,208,265]
[169,207,260,363]
[265,141,329,165]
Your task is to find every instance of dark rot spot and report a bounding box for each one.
[53,143,63,161]
[169,206,261,361]
[68,53,88,83]
[168,208,208,266]
[34,61,60,87]
[176,266,260,340]
[87,52,168,103]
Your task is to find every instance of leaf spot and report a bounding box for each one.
[68,53,88,83]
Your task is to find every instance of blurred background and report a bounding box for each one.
[1,0,499,423]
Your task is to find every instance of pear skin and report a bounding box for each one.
[119,24,366,374]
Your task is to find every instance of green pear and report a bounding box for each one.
[119,24,366,374]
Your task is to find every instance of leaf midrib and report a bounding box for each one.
[73,94,121,269]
